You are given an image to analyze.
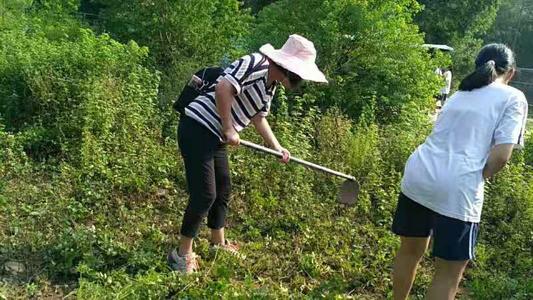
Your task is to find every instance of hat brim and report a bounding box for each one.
[260,44,328,83]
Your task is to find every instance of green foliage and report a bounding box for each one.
[415,0,501,86]
[251,0,442,123]
[468,274,533,300]
[0,20,178,194]
[0,123,30,179]
[468,150,533,298]
[91,0,252,107]
[0,0,86,42]
[416,0,500,44]
[486,0,533,68]
[0,0,30,31]
[244,0,278,14]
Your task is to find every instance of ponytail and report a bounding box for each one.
[458,43,516,92]
[458,60,497,91]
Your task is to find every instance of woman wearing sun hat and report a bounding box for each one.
[168,34,328,273]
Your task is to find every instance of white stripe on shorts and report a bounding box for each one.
[468,223,474,259]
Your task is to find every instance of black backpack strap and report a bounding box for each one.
[198,67,224,91]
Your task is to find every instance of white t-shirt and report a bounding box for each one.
[401,82,528,222]
[440,70,452,95]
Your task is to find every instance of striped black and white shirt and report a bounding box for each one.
[185,53,276,140]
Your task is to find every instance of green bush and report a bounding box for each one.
[91,0,252,112]
[466,147,533,299]
[0,28,178,192]
[0,123,29,179]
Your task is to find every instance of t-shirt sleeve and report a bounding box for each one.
[222,54,261,95]
[258,101,271,117]
[493,93,528,149]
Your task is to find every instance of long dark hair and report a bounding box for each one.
[459,44,516,91]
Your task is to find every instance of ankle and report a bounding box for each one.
[178,245,193,256]
[178,235,194,256]
[211,239,225,246]
[210,228,225,245]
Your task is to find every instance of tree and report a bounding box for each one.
[416,0,500,44]
[486,0,533,68]
[251,0,443,123]
[415,0,501,83]
[244,0,278,14]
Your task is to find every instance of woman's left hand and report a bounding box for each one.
[278,147,291,164]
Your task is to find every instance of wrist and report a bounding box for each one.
[276,146,286,153]
[222,123,234,132]
[270,143,282,151]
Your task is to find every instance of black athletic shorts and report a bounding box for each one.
[392,193,479,261]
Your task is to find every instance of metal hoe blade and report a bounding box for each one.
[337,180,359,206]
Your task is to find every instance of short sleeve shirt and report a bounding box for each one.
[185,53,276,140]
[401,82,528,222]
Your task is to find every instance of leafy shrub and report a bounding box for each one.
[0,28,178,192]
[91,0,252,112]
[0,123,30,179]
[466,148,533,299]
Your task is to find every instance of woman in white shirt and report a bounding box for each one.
[392,44,527,300]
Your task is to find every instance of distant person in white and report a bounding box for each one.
[435,67,442,76]
[391,44,527,300]
[439,67,453,106]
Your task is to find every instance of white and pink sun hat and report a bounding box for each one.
[259,34,328,83]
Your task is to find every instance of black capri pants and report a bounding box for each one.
[178,116,231,238]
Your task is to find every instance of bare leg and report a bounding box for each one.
[393,236,431,300]
[211,228,225,245]
[178,235,194,256]
[426,258,468,300]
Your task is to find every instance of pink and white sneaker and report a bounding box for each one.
[210,239,244,259]
[167,249,199,274]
